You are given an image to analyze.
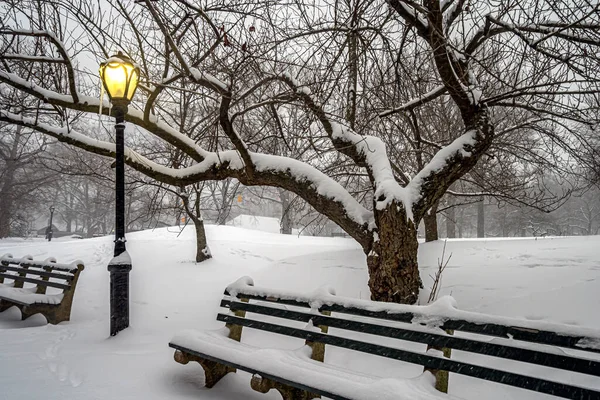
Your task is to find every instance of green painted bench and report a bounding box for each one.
[0,254,85,324]
[170,277,600,400]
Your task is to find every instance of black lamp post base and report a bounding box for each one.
[108,252,132,336]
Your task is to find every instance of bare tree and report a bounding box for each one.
[0,121,56,237]
[1,0,599,303]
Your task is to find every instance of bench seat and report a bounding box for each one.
[170,328,458,400]
[0,285,64,305]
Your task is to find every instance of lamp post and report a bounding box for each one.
[46,205,55,242]
[99,51,139,336]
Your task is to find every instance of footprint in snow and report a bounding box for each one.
[69,370,83,387]
[41,328,84,387]
[48,362,58,373]
[57,364,69,381]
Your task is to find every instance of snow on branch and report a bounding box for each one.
[385,0,430,37]
[278,72,417,216]
[0,108,373,244]
[0,29,79,103]
[407,130,480,214]
[0,109,167,177]
[380,85,447,116]
[329,122,413,214]
[189,68,227,92]
[0,54,65,63]
[0,70,207,162]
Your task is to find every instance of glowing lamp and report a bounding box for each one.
[99,51,139,103]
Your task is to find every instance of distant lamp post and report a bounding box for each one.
[46,205,55,242]
[99,51,139,336]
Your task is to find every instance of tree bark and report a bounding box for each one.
[477,197,485,238]
[424,202,439,242]
[280,189,292,235]
[193,216,212,263]
[366,202,421,304]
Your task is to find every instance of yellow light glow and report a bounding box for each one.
[99,53,139,102]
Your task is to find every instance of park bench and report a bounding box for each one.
[0,253,85,324]
[169,276,600,400]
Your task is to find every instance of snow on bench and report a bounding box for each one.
[226,276,600,351]
[169,277,600,400]
[171,328,458,400]
[0,286,64,305]
[0,253,85,324]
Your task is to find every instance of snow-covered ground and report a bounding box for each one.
[0,225,599,400]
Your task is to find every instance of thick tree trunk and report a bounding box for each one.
[424,202,439,242]
[367,203,421,304]
[280,189,292,234]
[477,197,485,238]
[193,217,212,263]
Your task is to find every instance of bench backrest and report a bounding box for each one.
[0,254,84,296]
[219,277,600,400]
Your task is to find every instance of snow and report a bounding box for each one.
[407,131,478,205]
[109,250,131,266]
[228,215,283,234]
[2,53,63,62]
[250,153,373,227]
[577,337,600,350]
[1,253,81,273]
[0,286,64,305]
[189,67,227,91]
[380,85,447,116]
[225,278,600,342]
[329,122,411,217]
[0,227,599,399]
[171,329,458,400]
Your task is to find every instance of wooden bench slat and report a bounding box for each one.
[21,263,79,274]
[217,313,600,400]
[224,290,600,354]
[0,273,71,290]
[169,343,352,400]
[1,260,80,274]
[222,299,600,377]
[0,265,74,281]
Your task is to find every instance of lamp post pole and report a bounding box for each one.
[108,100,132,336]
[100,52,139,337]
[113,101,127,258]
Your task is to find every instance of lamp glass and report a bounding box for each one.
[100,54,139,102]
